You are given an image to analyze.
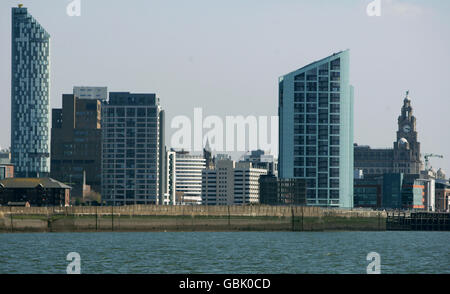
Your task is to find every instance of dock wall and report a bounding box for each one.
[0,205,386,233]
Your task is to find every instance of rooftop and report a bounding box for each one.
[0,178,71,189]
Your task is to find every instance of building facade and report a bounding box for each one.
[0,177,70,207]
[51,94,102,197]
[278,50,354,208]
[0,164,14,180]
[11,6,51,178]
[435,181,450,212]
[242,150,278,176]
[73,86,107,101]
[101,92,164,205]
[354,91,422,176]
[201,159,267,205]
[259,174,307,205]
[354,176,382,208]
[163,149,176,205]
[173,150,206,205]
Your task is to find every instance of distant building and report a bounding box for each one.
[278,50,354,208]
[354,175,382,208]
[51,94,102,197]
[435,181,450,212]
[73,86,107,101]
[259,174,306,205]
[0,178,71,207]
[173,150,206,205]
[353,172,426,210]
[0,149,11,165]
[242,150,278,176]
[202,159,267,205]
[101,92,165,205]
[11,6,51,178]
[163,149,176,205]
[0,164,14,180]
[354,91,422,176]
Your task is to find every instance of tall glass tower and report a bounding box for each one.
[278,50,354,208]
[11,5,51,178]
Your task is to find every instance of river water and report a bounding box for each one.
[0,231,448,274]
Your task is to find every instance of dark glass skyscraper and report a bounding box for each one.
[102,92,165,205]
[11,6,51,178]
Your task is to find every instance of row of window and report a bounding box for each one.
[294,168,340,178]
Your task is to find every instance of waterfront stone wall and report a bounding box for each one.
[0,205,386,232]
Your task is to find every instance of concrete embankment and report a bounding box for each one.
[0,205,386,233]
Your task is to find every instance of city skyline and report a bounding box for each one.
[0,1,449,174]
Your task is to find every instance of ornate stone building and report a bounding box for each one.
[354,91,422,176]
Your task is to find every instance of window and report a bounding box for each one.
[294,157,304,166]
[294,73,305,81]
[294,104,305,113]
[330,136,339,145]
[306,157,316,167]
[330,105,340,113]
[330,71,340,81]
[306,115,316,123]
[330,114,340,124]
[307,82,317,91]
[306,104,317,113]
[294,82,305,91]
[330,125,339,135]
[306,146,316,155]
[330,147,339,156]
[294,146,305,156]
[294,93,305,102]
[306,168,316,178]
[330,93,340,103]
[116,108,125,117]
[306,93,317,102]
[294,168,304,177]
[329,168,339,177]
[294,114,305,124]
[330,82,340,92]
[330,58,340,70]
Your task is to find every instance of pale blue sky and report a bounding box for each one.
[0,0,449,173]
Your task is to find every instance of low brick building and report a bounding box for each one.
[0,178,71,207]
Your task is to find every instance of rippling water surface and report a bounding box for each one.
[0,232,448,274]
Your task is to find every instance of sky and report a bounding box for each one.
[0,0,449,174]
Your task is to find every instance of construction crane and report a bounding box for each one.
[423,153,444,170]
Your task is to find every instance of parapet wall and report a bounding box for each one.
[0,205,386,232]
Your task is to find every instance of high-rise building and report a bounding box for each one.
[101,92,164,205]
[202,159,267,205]
[278,50,354,208]
[173,150,206,205]
[354,91,422,176]
[73,86,108,101]
[51,94,102,197]
[11,5,51,178]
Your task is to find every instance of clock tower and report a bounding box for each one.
[393,91,422,174]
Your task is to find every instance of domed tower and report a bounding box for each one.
[393,91,421,174]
